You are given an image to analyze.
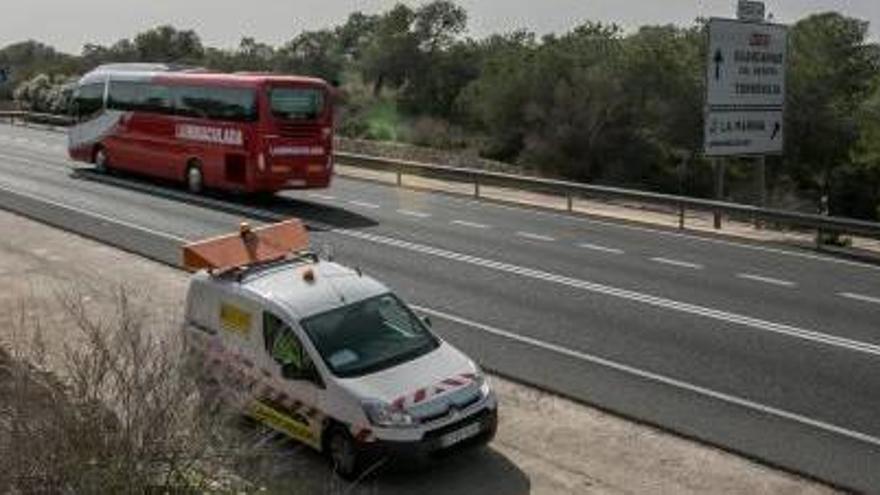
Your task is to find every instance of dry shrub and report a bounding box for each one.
[0,287,273,494]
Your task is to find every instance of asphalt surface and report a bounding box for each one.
[1,123,879,492]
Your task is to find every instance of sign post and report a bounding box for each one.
[703,2,787,227]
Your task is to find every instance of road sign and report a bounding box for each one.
[704,108,783,156]
[737,1,766,22]
[706,18,788,108]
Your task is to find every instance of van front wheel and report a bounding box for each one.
[327,427,361,480]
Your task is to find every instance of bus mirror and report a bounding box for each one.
[421,315,432,328]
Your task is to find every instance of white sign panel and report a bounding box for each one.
[706,18,787,108]
[737,1,765,22]
[704,109,783,156]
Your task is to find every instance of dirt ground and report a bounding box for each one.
[0,209,840,495]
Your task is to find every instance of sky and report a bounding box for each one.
[1,0,878,54]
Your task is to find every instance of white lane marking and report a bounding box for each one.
[307,193,337,201]
[651,257,704,270]
[737,273,796,288]
[451,220,490,229]
[0,182,189,244]
[333,228,880,358]
[334,175,880,272]
[28,168,878,360]
[516,231,556,242]
[839,292,880,306]
[577,242,624,255]
[413,305,880,449]
[348,200,380,209]
[397,209,431,219]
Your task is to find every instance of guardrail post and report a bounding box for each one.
[396,167,402,187]
[567,194,573,212]
[713,158,725,229]
[474,177,480,199]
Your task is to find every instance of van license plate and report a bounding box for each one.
[440,422,482,448]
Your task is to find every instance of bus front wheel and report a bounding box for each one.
[186,162,204,194]
[94,147,110,174]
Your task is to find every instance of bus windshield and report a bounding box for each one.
[270,87,325,121]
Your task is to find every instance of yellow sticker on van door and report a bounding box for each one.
[220,303,252,337]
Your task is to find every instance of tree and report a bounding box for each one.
[785,13,880,216]
[359,4,420,95]
[276,30,345,82]
[133,25,204,63]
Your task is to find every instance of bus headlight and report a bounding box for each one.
[362,400,416,428]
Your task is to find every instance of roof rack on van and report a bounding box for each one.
[182,220,311,274]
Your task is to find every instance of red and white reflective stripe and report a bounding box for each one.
[392,372,476,410]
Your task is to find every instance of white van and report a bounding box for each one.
[182,221,498,478]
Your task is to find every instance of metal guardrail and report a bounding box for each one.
[337,152,880,241]
[1,110,878,241]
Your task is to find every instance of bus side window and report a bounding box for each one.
[74,83,105,121]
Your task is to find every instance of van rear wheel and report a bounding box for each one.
[186,162,204,194]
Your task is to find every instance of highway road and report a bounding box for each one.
[1,123,880,492]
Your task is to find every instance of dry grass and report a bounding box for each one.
[0,286,286,494]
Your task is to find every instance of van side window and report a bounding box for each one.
[263,312,310,372]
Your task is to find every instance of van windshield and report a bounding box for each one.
[269,87,325,121]
[301,293,439,378]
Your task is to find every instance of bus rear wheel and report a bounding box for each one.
[186,162,204,194]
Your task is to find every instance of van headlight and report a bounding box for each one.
[474,372,492,398]
[362,400,416,428]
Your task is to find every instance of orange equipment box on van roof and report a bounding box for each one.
[182,219,310,273]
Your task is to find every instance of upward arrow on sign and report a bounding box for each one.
[713,50,724,80]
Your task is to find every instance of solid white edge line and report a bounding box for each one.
[516,231,556,242]
[334,227,880,358]
[839,292,880,305]
[0,182,189,244]
[650,257,704,269]
[5,124,879,272]
[413,304,880,448]
[5,149,876,360]
[577,242,624,254]
[737,273,797,288]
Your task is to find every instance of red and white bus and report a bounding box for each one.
[68,64,334,194]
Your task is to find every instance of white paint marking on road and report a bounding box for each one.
[651,257,704,270]
[737,273,796,288]
[0,182,189,244]
[397,209,431,219]
[348,200,380,209]
[839,292,880,306]
[9,161,876,361]
[516,231,556,242]
[451,220,490,230]
[413,305,880,449]
[307,193,337,201]
[333,228,880,358]
[577,242,624,255]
